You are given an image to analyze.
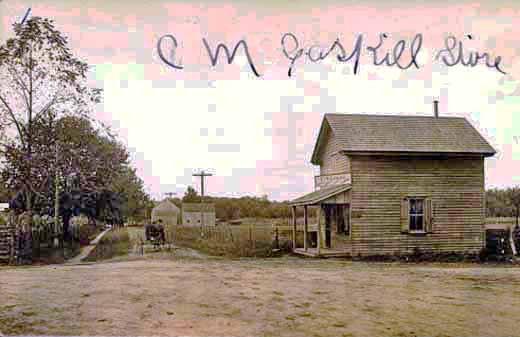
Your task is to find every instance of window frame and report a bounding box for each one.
[408,197,426,234]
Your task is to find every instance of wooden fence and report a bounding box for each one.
[0,212,33,264]
[170,224,281,257]
[0,212,83,265]
[0,214,16,264]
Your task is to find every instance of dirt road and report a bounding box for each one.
[1,254,519,337]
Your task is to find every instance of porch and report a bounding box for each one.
[289,184,352,258]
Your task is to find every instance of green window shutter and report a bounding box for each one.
[400,198,409,233]
[425,198,433,233]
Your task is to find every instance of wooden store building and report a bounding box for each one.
[289,105,496,257]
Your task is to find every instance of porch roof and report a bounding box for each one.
[289,184,351,207]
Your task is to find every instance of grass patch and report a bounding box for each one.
[100,229,130,255]
[312,290,327,295]
[171,225,275,257]
[84,228,130,261]
[129,293,145,303]
[223,308,242,317]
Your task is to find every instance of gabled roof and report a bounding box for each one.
[289,184,351,206]
[182,203,215,213]
[311,113,496,164]
[152,199,180,216]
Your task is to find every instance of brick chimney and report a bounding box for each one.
[433,100,439,118]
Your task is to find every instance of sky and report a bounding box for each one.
[1,0,519,201]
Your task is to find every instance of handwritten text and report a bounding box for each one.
[156,32,508,77]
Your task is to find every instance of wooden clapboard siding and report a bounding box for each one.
[318,123,350,175]
[349,155,485,256]
[334,233,353,251]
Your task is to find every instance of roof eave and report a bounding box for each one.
[289,184,351,206]
[310,115,332,165]
[342,150,496,157]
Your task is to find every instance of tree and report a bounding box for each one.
[182,186,199,203]
[486,188,514,218]
[0,16,102,212]
[1,115,127,213]
[507,187,520,227]
[108,165,151,221]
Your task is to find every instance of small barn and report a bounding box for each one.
[151,199,180,227]
[182,203,216,226]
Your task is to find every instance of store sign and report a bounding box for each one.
[315,173,351,190]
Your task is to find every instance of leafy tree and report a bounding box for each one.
[507,187,520,226]
[3,113,151,230]
[487,188,515,218]
[108,165,151,221]
[182,186,199,203]
[2,114,127,212]
[0,16,101,212]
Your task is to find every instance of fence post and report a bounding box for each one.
[252,225,256,250]
[275,227,279,249]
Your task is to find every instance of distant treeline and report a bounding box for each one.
[486,187,520,222]
[155,186,298,220]
[148,186,520,223]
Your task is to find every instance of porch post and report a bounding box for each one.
[291,206,297,251]
[303,205,308,251]
[317,204,321,256]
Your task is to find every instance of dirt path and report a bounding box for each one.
[67,228,112,264]
[1,256,519,337]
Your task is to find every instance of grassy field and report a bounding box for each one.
[83,228,130,262]
[1,254,519,337]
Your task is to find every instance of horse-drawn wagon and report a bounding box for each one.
[144,222,165,248]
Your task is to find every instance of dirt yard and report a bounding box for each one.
[1,252,519,337]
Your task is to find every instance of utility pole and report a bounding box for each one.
[192,170,213,227]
